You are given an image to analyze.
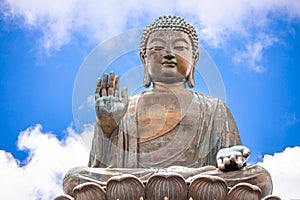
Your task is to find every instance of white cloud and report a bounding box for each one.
[0,124,89,200]
[78,95,94,110]
[4,0,300,52]
[3,0,300,72]
[233,34,278,72]
[0,124,299,199]
[284,112,300,128]
[258,146,300,199]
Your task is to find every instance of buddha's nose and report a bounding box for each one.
[163,46,175,60]
[163,53,175,60]
[165,44,172,53]
[163,43,175,60]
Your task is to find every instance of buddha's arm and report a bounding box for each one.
[94,72,128,137]
[217,102,250,170]
[88,120,119,167]
[89,72,128,167]
[221,103,242,148]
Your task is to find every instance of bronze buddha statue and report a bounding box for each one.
[60,16,276,200]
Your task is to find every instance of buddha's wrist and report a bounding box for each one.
[96,117,118,137]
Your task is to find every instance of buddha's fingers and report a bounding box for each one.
[95,79,101,117]
[231,145,250,158]
[223,157,230,165]
[101,73,108,96]
[109,72,115,87]
[237,156,244,168]
[95,78,101,99]
[242,147,250,158]
[217,158,225,170]
[108,72,115,96]
[121,88,128,103]
[114,76,120,98]
[230,154,237,163]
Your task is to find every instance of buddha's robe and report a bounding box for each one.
[64,93,272,197]
[89,92,241,168]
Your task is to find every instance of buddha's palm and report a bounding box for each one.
[217,145,250,171]
[95,72,128,137]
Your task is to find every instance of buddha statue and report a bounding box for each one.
[60,16,275,199]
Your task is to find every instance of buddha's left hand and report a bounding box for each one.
[216,145,250,171]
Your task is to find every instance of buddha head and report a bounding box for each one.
[140,16,199,88]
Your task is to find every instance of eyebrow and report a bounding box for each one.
[173,38,190,45]
[148,38,166,45]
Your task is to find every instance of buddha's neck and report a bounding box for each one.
[152,81,188,92]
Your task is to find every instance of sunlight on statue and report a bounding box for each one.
[61,16,274,199]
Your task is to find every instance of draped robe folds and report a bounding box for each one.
[88,92,241,168]
[64,92,273,197]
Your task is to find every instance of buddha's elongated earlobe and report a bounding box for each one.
[187,51,199,88]
[143,66,151,88]
[140,50,151,88]
[187,66,195,88]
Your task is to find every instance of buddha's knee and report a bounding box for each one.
[202,165,273,197]
[62,166,92,196]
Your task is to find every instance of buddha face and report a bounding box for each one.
[143,30,194,84]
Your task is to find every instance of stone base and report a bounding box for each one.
[55,173,281,200]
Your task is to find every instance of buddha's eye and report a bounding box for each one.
[150,46,165,51]
[173,46,188,51]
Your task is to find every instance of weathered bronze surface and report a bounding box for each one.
[58,16,279,199]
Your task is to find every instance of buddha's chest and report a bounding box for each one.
[136,91,195,142]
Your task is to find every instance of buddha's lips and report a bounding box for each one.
[162,61,177,68]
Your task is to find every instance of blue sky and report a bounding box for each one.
[0,0,300,199]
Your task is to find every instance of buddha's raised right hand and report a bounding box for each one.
[95,72,128,137]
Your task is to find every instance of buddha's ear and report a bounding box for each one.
[140,50,151,88]
[143,69,151,88]
[187,66,195,88]
[194,50,199,65]
[140,50,146,65]
[187,51,199,88]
